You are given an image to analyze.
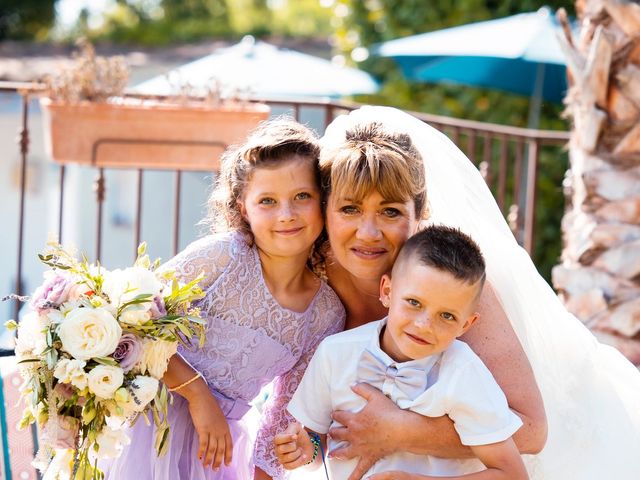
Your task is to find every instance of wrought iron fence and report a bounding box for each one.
[0,81,569,344]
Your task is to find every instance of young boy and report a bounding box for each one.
[274,225,528,480]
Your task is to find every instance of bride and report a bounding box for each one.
[272,106,640,480]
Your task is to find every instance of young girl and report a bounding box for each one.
[103,119,345,479]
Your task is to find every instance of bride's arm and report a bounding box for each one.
[329,282,547,479]
[463,282,547,452]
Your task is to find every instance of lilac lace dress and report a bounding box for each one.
[102,231,345,480]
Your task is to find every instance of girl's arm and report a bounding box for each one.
[366,438,528,480]
[253,302,344,479]
[329,283,546,479]
[164,355,232,470]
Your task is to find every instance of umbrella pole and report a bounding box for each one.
[518,63,545,243]
[527,63,545,129]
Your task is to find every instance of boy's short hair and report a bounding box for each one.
[395,225,486,287]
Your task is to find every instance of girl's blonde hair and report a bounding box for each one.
[319,121,427,219]
[205,118,321,239]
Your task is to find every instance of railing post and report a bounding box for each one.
[94,168,106,262]
[324,105,333,131]
[13,93,30,321]
[134,169,143,258]
[173,171,182,256]
[58,165,66,244]
[524,139,540,255]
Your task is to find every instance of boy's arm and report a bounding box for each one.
[365,438,528,480]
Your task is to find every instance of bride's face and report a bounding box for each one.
[326,189,420,282]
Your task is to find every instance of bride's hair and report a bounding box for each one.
[204,117,320,239]
[319,121,427,219]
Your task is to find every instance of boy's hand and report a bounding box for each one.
[187,390,233,470]
[274,422,315,470]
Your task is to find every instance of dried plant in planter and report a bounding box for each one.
[40,41,270,170]
[44,40,129,103]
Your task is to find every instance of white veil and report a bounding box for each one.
[323,106,640,479]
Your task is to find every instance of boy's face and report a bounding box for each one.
[379,260,480,363]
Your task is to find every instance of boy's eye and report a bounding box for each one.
[440,312,456,321]
[382,207,401,218]
[295,192,312,200]
[339,205,359,215]
[259,198,276,205]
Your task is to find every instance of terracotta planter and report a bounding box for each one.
[40,98,271,171]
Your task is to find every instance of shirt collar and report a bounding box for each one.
[368,317,442,375]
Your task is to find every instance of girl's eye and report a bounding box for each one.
[339,205,359,215]
[381,207,401,218]
[440,312,456,321]
[259,198,276,205]
[406,298,421,308]
[295,192,311,200]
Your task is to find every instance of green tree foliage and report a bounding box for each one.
[337,0,574,280]
[0,0,58,40]
[72,0,332,45]
[83,0,232,44]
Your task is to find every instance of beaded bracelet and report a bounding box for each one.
[168,372,203,392]
[305,431,321,465]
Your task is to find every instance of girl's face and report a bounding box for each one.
[238,156,323,259]
[326,189,419,282]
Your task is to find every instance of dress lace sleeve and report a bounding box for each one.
[252,289,345,479]
[160,232,236,291]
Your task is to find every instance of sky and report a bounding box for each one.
[56,0,113,28]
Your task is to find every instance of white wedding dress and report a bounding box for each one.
[319,106,640,480]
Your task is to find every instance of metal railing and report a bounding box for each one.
[1,81,569,338]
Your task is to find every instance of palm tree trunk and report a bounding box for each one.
[553,0,640,365]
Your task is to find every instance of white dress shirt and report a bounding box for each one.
[288,318,523,479]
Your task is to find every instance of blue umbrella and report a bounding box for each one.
[374,7,573,123]
[135,36,378,99]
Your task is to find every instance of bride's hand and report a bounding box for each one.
[329,383,403,480]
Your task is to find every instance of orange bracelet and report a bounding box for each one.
[168,372,203,392]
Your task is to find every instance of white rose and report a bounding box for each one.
[138,339,177,379]
[58,307,121,361]
[15,311,48,361]
[87,365,124,399]
[119,305,151,326]
[102,267,162,307]
[42,448,74,480]
[53,358,88,390]
[92,426,130,460]
[127,375,159,411]
[46,309,65,324]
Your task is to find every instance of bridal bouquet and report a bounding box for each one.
[5,241,206,479]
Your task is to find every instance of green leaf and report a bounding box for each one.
[17,358,41,364]
[93,357,118,366]
[82,406,97,424]
[4,319,18,331]
[137,242,147,258]
[155,425,171,457]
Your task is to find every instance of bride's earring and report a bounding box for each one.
[379,297,389,308]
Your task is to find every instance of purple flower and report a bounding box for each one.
[30,273,71,312]
[148,295,167,318]
[113,334,143,373]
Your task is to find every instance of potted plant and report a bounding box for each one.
[40,42,270,171]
